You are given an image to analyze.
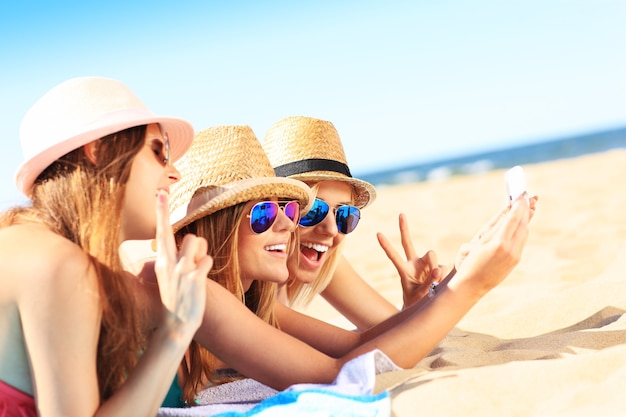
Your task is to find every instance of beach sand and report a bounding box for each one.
[300,149,626,416]
[124,149,626,416]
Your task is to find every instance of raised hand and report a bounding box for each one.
[452,194,535,296]
[455,195,537,271]
[153,190,212,331]
[377,213,446,308]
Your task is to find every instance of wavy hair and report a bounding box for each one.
[0,125,148,401]
[175,201,280,404]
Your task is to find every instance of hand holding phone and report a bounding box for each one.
[505,165,527,203]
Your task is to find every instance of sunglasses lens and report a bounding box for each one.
[283,201,300,224]
[335,205,361,234]
[250,202,279,234]
[164,135,170,165]
[299,198,330,227]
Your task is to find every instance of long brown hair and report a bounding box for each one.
[175,200,279,403]
[0,125,147,401]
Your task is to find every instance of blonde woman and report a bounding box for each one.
[264,116,539,330]
[150,124,535,403]
[263,116,448,330]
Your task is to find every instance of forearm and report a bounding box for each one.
[322,256,399,330]
[275,302,363,358]
[352,268,484,368]
[195,280,343,390]
[352,268,457,344]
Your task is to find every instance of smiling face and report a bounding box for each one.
[289,180,354,284]
[121,123,181,241]
[237,198,299,291]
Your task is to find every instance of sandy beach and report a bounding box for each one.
[300,149,626,416]
[125,149,626,416]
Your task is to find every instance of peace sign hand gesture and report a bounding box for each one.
[377,213,446,309]
[153,190,213,332]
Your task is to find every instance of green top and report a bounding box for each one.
[161,374,186,408]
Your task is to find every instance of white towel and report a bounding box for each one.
[157,349,399,417]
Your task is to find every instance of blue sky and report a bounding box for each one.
[1,0,625,210]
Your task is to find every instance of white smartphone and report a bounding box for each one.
[505,165,527,203]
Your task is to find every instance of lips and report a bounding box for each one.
[299,241,330,267]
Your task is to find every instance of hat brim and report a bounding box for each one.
[171,176,314,233]
[15,110,194,197]
[288,172,376,209]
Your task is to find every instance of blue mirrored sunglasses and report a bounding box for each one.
[299,198,361,234]
[248,201,300,234]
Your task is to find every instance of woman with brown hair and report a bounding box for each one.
[0,76,212,416]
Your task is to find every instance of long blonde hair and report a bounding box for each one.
[0,126,147,401]
[286,182,353,308]
[175,201,279,403]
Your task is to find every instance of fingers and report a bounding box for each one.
[528,195,539,222]
[174,257,210,324]
[421,250,440,276]
[166,236,212,324]
[177,234,212,281]
[155,190,176,266]
[154,190,212,322]
[398,213,417,260]
[376,232,405,272]
[508,195,531,247]
[475,205,509,242]
[493,194,531,258]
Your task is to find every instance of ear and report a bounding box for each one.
[84,141,98,165]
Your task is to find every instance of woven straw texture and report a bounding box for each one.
[169,125,314,232]
[262,116,376,208]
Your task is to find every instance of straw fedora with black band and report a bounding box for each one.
[169,125,315,233]
[16,76,194,197]
[262,116,376,209]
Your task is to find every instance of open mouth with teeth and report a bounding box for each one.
[264,243,287,253]
[300,242,329,264]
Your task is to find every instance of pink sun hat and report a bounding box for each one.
[15,76,194,197]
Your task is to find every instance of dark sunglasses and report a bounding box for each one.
[299,198,361,234]
[163,134,170,165]
[248,201,300,234]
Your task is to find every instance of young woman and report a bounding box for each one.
[164,125,313,402]
[264,116,540,330]
[157,123,535,403]
[0,77,212,416]
[262,116,447,329]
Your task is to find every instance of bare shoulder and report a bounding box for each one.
[0,223,97,300]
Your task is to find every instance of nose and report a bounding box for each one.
[274,208,298,232]
[166,163,181,183]
[313,209,338,237]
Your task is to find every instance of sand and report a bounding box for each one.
[124,149,626,416]
[300,149,626,416]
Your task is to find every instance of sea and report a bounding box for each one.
[357,126,626,187]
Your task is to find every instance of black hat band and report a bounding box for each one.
[273,158,352,178]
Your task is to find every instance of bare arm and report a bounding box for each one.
[16,191,212,417]
[320,255,399,330]
[195,196,534,386]
[320,213,444,330]
[96,190,213,416]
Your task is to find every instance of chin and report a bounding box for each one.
[296,270,318,284]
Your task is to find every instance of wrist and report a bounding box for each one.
[446,268,491,302]
[155,310,198,350]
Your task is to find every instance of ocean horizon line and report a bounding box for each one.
[356,125,626,187]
